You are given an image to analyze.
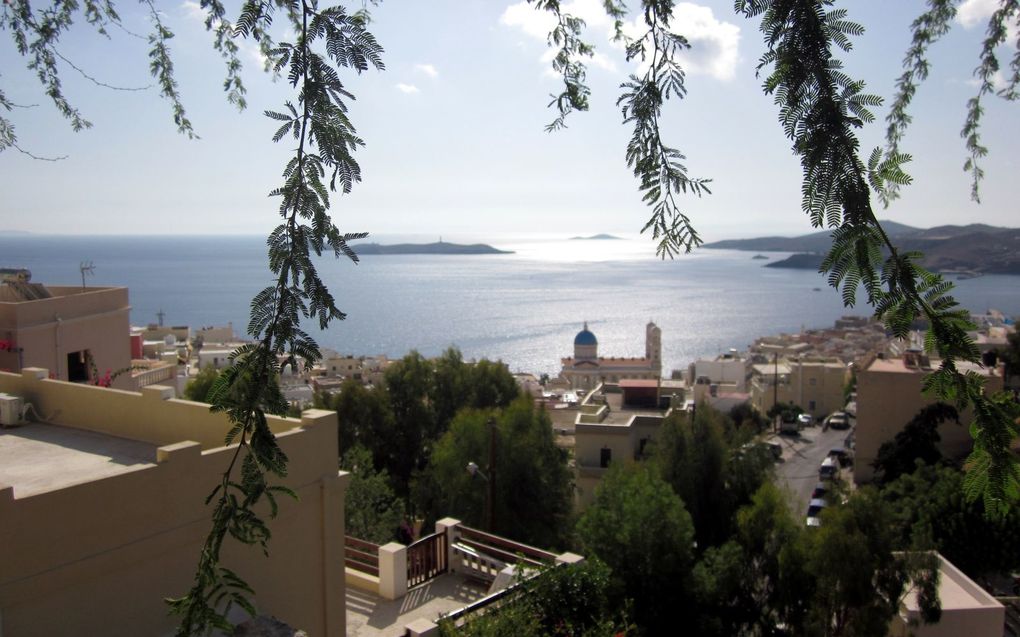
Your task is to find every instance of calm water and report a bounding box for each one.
[2,234,1017,376]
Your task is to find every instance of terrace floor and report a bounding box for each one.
[0,421,156,497]
[346,573,488,637]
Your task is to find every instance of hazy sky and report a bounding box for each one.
[1,0,1017,242]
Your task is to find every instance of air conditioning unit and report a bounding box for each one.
[0,393,26,427]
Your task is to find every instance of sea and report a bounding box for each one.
[2,234,1017,376]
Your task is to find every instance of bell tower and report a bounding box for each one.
[646,321,661,374]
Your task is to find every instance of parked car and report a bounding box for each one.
[826,411,850,430]
[828,448,853,467]
[811,482,828,499]
[806,498,827,527]
[798,413,813,427]
[819,456,837,480]
[780,415,800,435]
[765,441,783,460]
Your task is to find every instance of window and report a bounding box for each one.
[809,400,816,411]
[600,447,612,468]
[810,377,817,386]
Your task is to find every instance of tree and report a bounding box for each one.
[881,463,1020,578]
[576,463,695,635]
[384,351,439,489]
[803,489,913,637]
[872,402,958,484]
[182,365,221,403]
[692,482,808,636]
[340,446,405,545]
[437,560,625,637]
[423,397,573,548]
[321,379,401,490]
[653,405,772,549]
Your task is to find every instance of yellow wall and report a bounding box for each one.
[0,369,348,636]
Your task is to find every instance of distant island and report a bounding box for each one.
[352,241,512,255]
[704,222,1020,275]
[751,254,769,260]
[569,234,622,241]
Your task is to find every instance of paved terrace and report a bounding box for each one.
[346,573,488,637]
[0,421,156,497]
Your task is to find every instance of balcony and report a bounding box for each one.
[344,518,581,637]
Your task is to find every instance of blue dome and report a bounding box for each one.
[574,323,597,346]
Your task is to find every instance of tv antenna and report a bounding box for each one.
[79,261,95,290]
[157,308,165,327]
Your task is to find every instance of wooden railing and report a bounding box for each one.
[406,529,447,588]
[345,535,380,577]
[458,526,558,569]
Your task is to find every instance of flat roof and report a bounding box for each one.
[901,553,1002,612]
[0,422,156,498]
[867,357,997,376]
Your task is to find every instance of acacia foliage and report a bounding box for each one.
[732,0,1020,512]
[532,0,1019,510]
[160,2,384,633]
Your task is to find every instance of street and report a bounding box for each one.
[768,422,854,516]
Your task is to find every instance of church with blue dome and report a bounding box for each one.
[560,321,662,389]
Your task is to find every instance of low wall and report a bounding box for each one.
[0,368,301,450]
[0,368,348,637]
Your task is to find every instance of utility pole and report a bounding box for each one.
[773,352,779,432]
[487,417,496,533]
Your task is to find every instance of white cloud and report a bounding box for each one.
[958,0,1019,42]
[957,0,1000,28]
[180,0,206,23]
[501,1,737,82]
[415,63,439,78]
[395,83,420,94]
[501,2,556,40]
[671,3,741,81]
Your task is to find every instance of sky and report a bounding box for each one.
[1,0,1018,242]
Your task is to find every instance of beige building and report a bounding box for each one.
[749,357,847,420]
[0,275,132,390]
[0,368,348,636]
[890,553,1004,637]
[854,352,1004,483]
[573,383,669,508]
[560,322,662,390]
[749,361,794,415]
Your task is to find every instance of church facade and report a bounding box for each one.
[559,322,662,390]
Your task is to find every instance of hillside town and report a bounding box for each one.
[2,270,1019,636]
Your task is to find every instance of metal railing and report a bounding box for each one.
[344,535,380,577]
[458,526,557,569]
[406,529,447,588]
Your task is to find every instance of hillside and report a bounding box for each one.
[352,241,512,255]
[707,223,1020,275]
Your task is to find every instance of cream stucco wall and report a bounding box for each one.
[0,369,347,637]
